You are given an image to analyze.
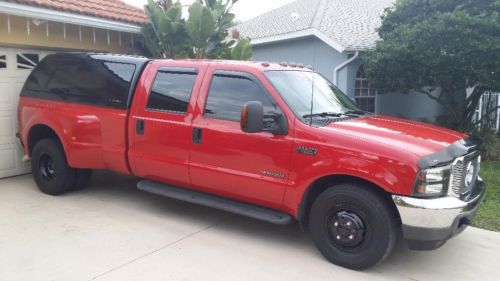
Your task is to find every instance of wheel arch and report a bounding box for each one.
[297,174,401,226]
[27,124,64,156]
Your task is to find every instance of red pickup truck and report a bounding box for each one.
[18,53,485,269]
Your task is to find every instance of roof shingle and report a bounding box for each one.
[237,0,394,52]
[8,0,148,25]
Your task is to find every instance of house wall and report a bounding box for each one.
[376,89,447,122]
[252,37,447,121]
[0,13,139,54]
[251,37,355,97]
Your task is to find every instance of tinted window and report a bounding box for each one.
[264,71,358,119]
[205,74,276,121]
[147,71,197,113]
[22,54,136,109]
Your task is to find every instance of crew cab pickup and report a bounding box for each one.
[17,53,485,269]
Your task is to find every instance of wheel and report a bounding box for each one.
[309,183,397,270]
[70,169,92,191]
[31,138,76,195]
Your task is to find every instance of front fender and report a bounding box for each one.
[282,145,418,217]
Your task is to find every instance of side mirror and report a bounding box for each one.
[241,101,289,135]
[241,101,264,133]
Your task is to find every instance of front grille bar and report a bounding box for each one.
[448,151,480,198]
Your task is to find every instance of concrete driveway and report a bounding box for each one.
[1,171,499,281]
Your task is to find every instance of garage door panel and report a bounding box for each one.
[0,145,30,178]
[0,113,15,144]
[0,80,15,109]
[0,147,16,171]
[0,47,53,178]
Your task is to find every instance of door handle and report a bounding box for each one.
[136,119,145,135]
[192,127,202,144]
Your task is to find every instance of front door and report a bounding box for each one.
[189,67,293,209]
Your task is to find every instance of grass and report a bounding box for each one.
[473,161,500,232]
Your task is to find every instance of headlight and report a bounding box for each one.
[414,165,451,197]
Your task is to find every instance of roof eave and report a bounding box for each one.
[249,28,346,53]
[0,1,143,34]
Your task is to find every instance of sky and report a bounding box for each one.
[123,0,295,21]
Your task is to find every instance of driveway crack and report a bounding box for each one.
[89,215,233,281]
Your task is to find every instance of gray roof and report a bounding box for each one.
[237,0,394,52]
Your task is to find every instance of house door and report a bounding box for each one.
[0,47,52,178]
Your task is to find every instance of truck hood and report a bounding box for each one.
[324,115,465,159]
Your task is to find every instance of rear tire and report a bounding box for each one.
[70,169,92,191]
[309,184,397,270]
[31,138,76,195]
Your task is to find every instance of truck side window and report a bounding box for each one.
[205,74,276,122]
[32,56,136,109]
[147,71,197,114]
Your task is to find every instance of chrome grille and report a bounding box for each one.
[451,160,465,195]
[450,153,480,196]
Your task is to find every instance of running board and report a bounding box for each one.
[137,180,293,225]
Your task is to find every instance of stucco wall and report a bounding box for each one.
[251,37,355,97]
[251,38,448,121]
[376,89,447,122]
[0,13,139,54]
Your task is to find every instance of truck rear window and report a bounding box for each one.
[146,70,197,114]
[22,54,137,109]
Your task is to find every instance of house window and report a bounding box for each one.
[17,53,39,69]
[0,55,6,68]
[354,65,376,113]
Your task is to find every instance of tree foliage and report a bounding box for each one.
[363,0,500,131]
[143,0,190,58]
[142,0,252,60]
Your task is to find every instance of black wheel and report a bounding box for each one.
[309,184,397,270]
[31,138,76,195]
[70,169,92,191]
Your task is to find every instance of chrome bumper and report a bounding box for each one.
[392,180,485,250]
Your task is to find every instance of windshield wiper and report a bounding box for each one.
[302,112,345,119]
[343,110,368,116]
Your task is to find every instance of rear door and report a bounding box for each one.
[129,61,207,186]
[189,66,294,209]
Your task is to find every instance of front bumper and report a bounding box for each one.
[393,180,485,250]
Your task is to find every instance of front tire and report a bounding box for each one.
[309,184,397,270]
[31,138,76,195]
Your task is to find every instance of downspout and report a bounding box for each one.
[333,51,359,86]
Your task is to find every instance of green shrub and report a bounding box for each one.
[481,130,500,161]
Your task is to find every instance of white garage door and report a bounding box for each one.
[0,47,53,178]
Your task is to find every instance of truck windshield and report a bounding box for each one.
[264,70,361,120]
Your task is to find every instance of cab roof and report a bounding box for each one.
[151,58,314,72]
[57,53,313,72]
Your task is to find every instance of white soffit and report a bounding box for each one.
[0,1,142,34]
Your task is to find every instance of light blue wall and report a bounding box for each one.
[251,37,354,97]
[376,89,447,122]
[252,38,445,121]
